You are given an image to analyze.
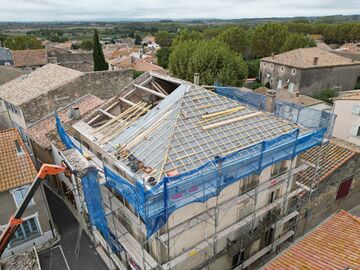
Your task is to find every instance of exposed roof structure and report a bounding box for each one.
[297,138,358,188]
[0,66,24,85]
[0,128,37,192]
[75,73,298,182]
[261,47,360,69]
[0,63,83,106]
[13,49,48,67]
[263,210,360,270]
[27,94,104,149]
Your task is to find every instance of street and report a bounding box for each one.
[39,186,108,270]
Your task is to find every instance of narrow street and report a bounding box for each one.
[39,186,108,270]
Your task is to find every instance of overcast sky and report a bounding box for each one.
[0,0,359,21]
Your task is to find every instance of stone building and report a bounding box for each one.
[260,47,360,96]
[12,49,48,70]
[0,129,57,257]
[295,138,360,237]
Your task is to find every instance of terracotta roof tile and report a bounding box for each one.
[26,94,104,149]
[13,49,48,67]
[0,128,37,192]
[0,63,83,106]
[263,210,360,270]
[297,139,357,189]
[261,48,360,69]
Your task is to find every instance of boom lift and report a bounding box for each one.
[0,164,67,257]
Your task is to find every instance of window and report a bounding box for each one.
[232,250,245,267]
[10,216,41,246]
[281,66,285,72]
[271,160,287,176]
[263,63,266,67]
[277,80,283,90]
[289,83,295,93]
[336,178,352,200]
[351,124,360,137]
[270,64,274,69]
[11,186,34,207]
[292,68,296,75]
[352,105,360,115]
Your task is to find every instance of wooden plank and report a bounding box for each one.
[88,100,120,125]
[134,84,167,98]
[202,112,263,130]
[201,107,245,120]
[99,109,115,119]
[151,81,168,95]
[119,97,136,106]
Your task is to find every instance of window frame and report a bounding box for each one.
[11,185,35,208]
[9,213,42,247]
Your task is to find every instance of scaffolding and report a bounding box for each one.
[55,76,333,270]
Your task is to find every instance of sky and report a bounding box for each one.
[0,0,359,21]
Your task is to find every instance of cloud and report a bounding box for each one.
[0,0,359,21]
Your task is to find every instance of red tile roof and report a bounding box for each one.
[13,49,48,67]
[263,210,360,270]
[0,129,37,192]
[26,95,104,149]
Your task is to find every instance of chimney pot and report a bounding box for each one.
[313,57,319,65]
[194,73,200,85]
[266,89,276,113]
[72,106,81,120]
[271,52,275,59]
[295,91,300,97]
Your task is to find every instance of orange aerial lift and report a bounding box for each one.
[0,164,68,257]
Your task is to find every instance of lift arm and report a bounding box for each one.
[0,164,66,257]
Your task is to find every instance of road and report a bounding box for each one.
[39,186,108,270]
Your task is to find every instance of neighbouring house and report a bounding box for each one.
[49,72,327,270]
[12,49,48,70]
[47,49,93,72]
[331,42,360,61]
[0,66,24,86]
[262,210,360,270]
[109,56,165,74]
[260,47,360,96]
[0,128,57,257]
[0,47,13,66]
[0,64,133,149]
[295,138,360,237]
[332,90,360,146]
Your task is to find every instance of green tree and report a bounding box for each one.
[80,39,93,51]
[93,30,108,71]
[250,23,289,58]
[0,32,7,46]
[217,27,249,56]
[172,29,202,47]
[4,35,42,50]
[202,28,224,40]
[169,39,247,86]
[246,59,260,78]
[155,31,173,47]
[134,33,142,45]
[281,33,316,52]
[312,88,338,104]
[156,47,170,69]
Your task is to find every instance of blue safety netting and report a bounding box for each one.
[56,95,326,239]
[215,86,335,135]
[55,116,121,251]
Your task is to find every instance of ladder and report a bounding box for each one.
[74,225,83,258]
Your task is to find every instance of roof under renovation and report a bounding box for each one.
[75,73,298,183]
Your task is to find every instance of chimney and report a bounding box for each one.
[266,89,276,113]
[313,57,319,65]
[194,73,200,85]
[271,52,275,59]
[72,106,81,120]
[295,91,300,97]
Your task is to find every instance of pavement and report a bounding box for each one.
[39,186,108,270]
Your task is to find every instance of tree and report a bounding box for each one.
[169,39,247,86]
[250,23,289,58]
[217,27,249,56]
[134,33,142,45]
[80,39,93,51]
[246,59,260,78]
[281,33,316,53]
[4,35,42,50]
[172,29,202,47]
[156,47,170,69]
[93,30,108,71]
[0,32,7,47]
[155,31,173,47]
[312,88,338,104]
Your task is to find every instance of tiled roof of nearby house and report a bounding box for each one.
[263,210,360,270]
[297,138,358,188]
[0,128,37,192]
[336,43,360,54]
[0,63,83,106]
[333,90,360,101]
[131,58,165,74]
[316,42,331,51]
[261,47,360,68]
[0,66,24,85]
[26,94,104,149]
[13,49,48,67]
[0,47,13,63]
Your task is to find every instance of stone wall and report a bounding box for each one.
[296,153,360,237]
[59,62,93,72]
[21,69,133,125]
